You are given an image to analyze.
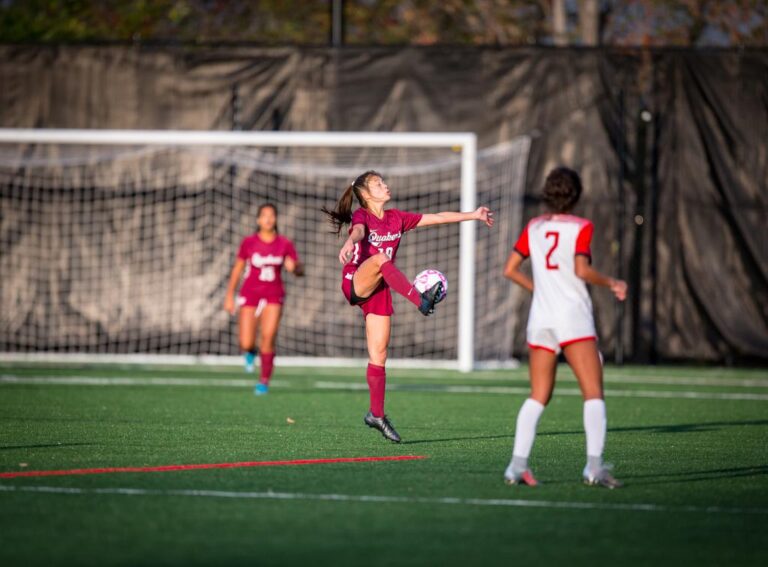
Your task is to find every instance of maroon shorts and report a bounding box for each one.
[341,265,393,317]
[237,291,284,315]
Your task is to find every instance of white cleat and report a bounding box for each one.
[583,464,623,489]
[504,466,539,487]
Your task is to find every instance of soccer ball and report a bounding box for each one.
[413,269,448,303]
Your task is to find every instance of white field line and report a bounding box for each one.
[0,484,765,516]
[2,375,768,401]
[331,371,768,387]
[4,365,767,387]
[0,375,283,388]
[313,381,768,401]
[604,375,768,388]
[405,374,768,387]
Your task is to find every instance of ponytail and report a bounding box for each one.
[321,170,380,235]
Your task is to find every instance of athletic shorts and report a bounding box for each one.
[341,265,393,317]
[527,326,597,355]
[237,292,284,316]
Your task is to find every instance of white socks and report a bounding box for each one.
[511,398,545,470]
[509,398,607,477]
[583,398,607,469]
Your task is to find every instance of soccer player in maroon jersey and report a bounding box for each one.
[502,167,627,488]
[323,171,493,442]
[224,203,303,395]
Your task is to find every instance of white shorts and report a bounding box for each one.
[527,326,597,355]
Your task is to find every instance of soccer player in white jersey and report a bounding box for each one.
[502,167,627,488]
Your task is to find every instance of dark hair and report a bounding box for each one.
[542,167,583,213]
[321,170,381,235]
[257,202,278,233]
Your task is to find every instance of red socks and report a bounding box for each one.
[380,261,421,307]
[260,352,275,385]
[366,363,387,417]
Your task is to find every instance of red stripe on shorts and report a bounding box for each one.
[527,342,557,353]
[559,336,597,348]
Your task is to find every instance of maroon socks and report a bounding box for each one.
[380,261,421,308]
[366,363,387,417]
[260,352,275,385]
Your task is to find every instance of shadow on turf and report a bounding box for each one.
[538,419,768,436]
[623,465,768,485]
[400,434,513,445]
[398,420,768,445]
[0,442,95,451]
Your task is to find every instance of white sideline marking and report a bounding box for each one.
[0,484,765,516]
[392,371,768,387]
[2,375,768,401]
[607,375,768,388]
[0,375,283,388]
[314,381,768,401]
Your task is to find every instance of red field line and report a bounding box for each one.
[0,455,428,479]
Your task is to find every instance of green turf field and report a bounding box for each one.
[1,362,766,566]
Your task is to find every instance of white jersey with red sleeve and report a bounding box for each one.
[513,214,596,351]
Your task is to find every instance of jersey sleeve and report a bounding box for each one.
[513,224,530,258]
[236,238,249,260]
[349,208,367,234]
[285,238,299,262]
[398,210,423,232]
[575,221,594,261]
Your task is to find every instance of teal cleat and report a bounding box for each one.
[244,352,255,373]
[254,383,269,395]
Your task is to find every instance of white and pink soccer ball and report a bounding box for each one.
[413,269,448,303]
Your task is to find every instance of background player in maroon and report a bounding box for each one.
[502,167,627,488]
[224,203,303,395]
[323,170,494,442]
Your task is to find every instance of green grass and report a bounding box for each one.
[1,362,767,566]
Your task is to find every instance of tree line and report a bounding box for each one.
[1,1,766,47]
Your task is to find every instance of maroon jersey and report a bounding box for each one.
[344,208,422,269]
[237,234,298,298]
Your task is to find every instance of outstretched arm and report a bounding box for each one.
[503,251,533,293]
[338,223,365,264]
[574,256,627,300]
[417,206,494,228]
[224,258,246,314]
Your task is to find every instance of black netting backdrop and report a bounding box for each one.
[0,45,766,363]
[0,141,529,361]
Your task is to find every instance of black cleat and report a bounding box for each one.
[364,411,402,443]
[418,281,444,316]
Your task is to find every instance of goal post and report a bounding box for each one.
[0,128,529,372]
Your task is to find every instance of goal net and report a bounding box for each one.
[0,130,530,370]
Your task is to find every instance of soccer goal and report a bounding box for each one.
[0,129,530,372]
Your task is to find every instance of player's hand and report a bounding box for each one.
[475,206,494,228]
[223,295,236,315]
[610,279,628,301]
[339,240,355,264]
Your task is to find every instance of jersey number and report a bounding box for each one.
[545,231,559,270]
[259,266,276,282]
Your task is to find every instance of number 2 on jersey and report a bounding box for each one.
[545,231,559,270]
